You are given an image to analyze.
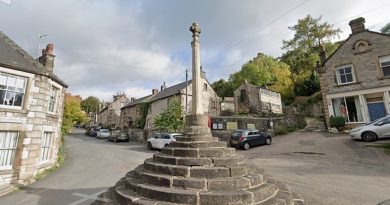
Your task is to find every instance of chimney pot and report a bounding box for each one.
[349,17,366,34]
[152,89,159,95]
[46,44,54,55]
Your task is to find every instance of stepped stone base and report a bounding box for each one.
[95,115,304,205]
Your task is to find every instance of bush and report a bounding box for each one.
[274,125,289,135]
[329,116,346,128]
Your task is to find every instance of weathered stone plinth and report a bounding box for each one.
[95,115,304,205]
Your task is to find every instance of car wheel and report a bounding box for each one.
[147,142,153,150]
[361,131,377,142]
[243,142,250,150]
[265,138,272,145]
[164,144,169,148]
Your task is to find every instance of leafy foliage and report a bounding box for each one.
[211,79,234,98]
[62,95,89,136]
[281,15,341,96]
[329,116,346,128]
[134,102,150,129]
[381,22,390,35]
[154,100,184,132]
[81,96,100,114]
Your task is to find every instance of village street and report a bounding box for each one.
[0,128,389,205]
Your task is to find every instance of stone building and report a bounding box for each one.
[145,79,220,130]
[0,31,67,193]
[234,82,282,115]
[97,94,129,129]
[120,90,157,129]
[220,97,235,116]
[317,17,390,128]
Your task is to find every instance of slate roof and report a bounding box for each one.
[121,94,154,109]
[149,80,192,102]
[0,31,68,87]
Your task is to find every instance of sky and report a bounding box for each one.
[0,0,389,101]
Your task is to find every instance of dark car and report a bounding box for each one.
[230,129,272,150]
[108,131,129,143]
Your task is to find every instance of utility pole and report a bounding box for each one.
[185,69,188,115]
[38,34,47,57]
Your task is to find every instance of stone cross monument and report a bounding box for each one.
[97,23,303,205]
[190,22,203,115]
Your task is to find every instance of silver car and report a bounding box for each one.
[350,115,390,142]
[96,129,111,139]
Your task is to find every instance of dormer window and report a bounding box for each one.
[336,64,356,85]
[379,55,390,77]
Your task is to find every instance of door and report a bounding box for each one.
[367,102,386,121]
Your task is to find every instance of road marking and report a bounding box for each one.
[68,190,111,205]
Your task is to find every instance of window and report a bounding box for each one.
[203,83,208,91]
[336,65,355,85]
[48,86,59,113]
[240,90,246,102]
[332,96,363,123]
[0,73,26,108]
[379,55,390,77]
[0,131,19,169]
[40,132,53,162]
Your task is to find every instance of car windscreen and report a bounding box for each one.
[101,129,110,133]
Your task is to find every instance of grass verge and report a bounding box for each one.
[368,143,390,156]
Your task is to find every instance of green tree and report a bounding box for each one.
[281,15,341,96]
[154,100,184,132]
[81,96,100,114]
[211,79,235,98]
[381,22,390,35]
[229,53,294,102]
[62,95,89,136]
[134,102,150,129]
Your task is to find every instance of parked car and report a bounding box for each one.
[350,114,390,142]
[96,129,111,139]
[147,133,183,150]
[230,129,272,150]
[108,130,129,143]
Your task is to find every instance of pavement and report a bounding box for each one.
[0,128,389,205]
[238,131,390,205]
[0,128,154,205]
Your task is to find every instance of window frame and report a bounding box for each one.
[0,72,27,110]
[39,132,54,163]
[48,85,60,114]
[0,131,19,170]
[379,55,390,78]
[335,64,356,85]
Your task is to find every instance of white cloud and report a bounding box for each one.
[1,0,389,100]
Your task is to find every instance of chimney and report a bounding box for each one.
[200,66,206,79]
[130,97,136,102]
[349,17,366,34]
[38,44,55,73]
[319,44,328,65]
[152,89,159,95]
[161,82,167,91]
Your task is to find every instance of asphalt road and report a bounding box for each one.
[238,131,390,205]
[0,128,154,205]
[0,129,389,205]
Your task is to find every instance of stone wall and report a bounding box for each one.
[211,114,305,143]
[318,30,390,128]
[0,68,65,188]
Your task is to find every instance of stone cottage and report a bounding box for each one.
[0,31,67,194]
[97,93,129,129]
[234,82,283,115]
[317,17,390,128]
[145,78,220,130]
[120,89,158,129]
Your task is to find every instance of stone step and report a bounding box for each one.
[176,136,218,142]
[247,183,278,204]
[144,159,190,177]
[136,184,198,204]
[198,190,253,205]
[153,154,239,167]
[161,147,236,158]
[171,141,227,148]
